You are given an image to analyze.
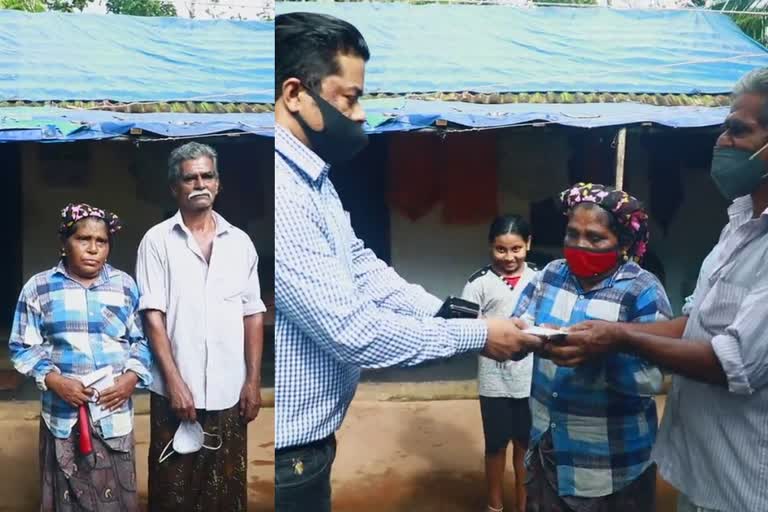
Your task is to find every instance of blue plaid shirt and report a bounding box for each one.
[513,259,672,498]
[274,124,487,449]
[9,262,152,439]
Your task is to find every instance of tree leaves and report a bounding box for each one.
[106,0,177,16]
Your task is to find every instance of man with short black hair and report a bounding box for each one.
[274,12,543,511]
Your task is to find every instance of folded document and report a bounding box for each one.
[79,366,117,422]
[523,326,568,338]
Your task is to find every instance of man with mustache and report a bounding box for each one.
[136,142,266,511]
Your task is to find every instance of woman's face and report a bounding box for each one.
[62,218,110,281]
[490,233,530,276]
[564,205,619,251]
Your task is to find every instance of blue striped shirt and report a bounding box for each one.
[274,124,487,449]
[513,259,672,498]
[9,262,152,439]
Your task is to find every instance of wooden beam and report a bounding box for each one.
[615,127,627,190]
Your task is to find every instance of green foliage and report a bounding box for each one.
[2,0,177,15]
[710,0,768,45]
[106,0,177,16]
[43,0,92,12]
[0,0,90,11]
[0,0,46,12]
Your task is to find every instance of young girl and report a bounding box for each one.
[462,214,536,512]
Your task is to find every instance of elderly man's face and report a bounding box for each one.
[717,93,768,162]
[172,156,220,212]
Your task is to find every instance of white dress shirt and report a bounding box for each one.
[136,210,266,411]
[653,196,768,511]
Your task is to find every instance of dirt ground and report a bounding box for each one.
[331,397,676,512]
[0,393,678,512]
[0,401,275,512]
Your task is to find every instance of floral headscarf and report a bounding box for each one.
[559,183,649,262]
[59,203,122,237]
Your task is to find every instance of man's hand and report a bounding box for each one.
[167,376,197,422]
[545,320,626,367]
[46,373,93,408]
[98,371,139,411]
[482,317,544,361]
[239,380,262,424]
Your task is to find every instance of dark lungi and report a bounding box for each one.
[39,419,139,512]
[147,392,247,512]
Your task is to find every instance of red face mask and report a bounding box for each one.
[563,246,619,279]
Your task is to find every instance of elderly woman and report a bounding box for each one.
[9,203,151,511]
[513,183,672,512]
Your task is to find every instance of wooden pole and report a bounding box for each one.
[615,127,627,190]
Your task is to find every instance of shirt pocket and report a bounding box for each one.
[101,305,127,340]
[583,298,622,322]
[217,285,245,323]
[214,266,246,302]
[696,280,749,333]
[222,288,244,303]
[221,286,246,317]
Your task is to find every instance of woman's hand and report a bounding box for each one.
[45,373,93,408]
[98,371,139,411]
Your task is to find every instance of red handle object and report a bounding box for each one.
[78,405,93,456]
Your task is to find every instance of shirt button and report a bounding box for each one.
[578,295,584,299]
[552,392,558,398]
[551,422,557,429]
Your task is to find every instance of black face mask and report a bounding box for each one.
[293,87,369,165]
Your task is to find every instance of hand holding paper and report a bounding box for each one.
[482,317,544,361]
[99,371,139,412]
[79,366,138,418]
[78,366,115,421]
[523,325,569,339]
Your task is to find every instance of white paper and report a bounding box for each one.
[79,366,117,422]
[523,326,568,337]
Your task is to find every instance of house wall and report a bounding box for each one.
[21,141,164,280]
[19,138,274,299]
[388,130,725,316]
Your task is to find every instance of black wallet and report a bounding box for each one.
[434,296,480,319]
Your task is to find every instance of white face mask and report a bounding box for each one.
[158,421,222,463]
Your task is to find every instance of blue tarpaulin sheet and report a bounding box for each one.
[276,3,768,95]
[0,10,273,103]
[0,100,726,141]
[0,107,274,141]
[362,99,730,132]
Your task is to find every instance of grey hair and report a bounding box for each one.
[167,142,219,184]
[733,67,768,127]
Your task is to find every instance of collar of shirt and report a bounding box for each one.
[729,194,768,225]
[729,195,753,217]
[275,123,330,186]
[53,260,114,288]
[169,210,232,238]
[568,261,642,295]
[488,263,529,289]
